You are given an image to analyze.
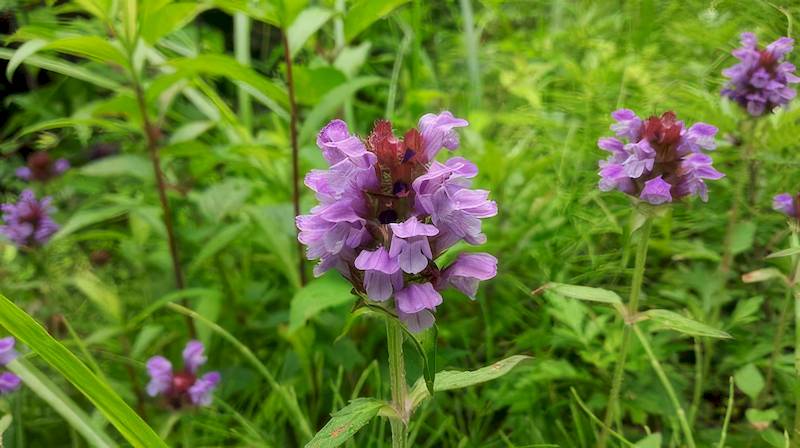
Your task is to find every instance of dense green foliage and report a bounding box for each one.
[1,0,799,446]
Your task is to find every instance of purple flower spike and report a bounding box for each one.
[0,337,18,366]
[182,340,207,374]
[440,253,498,299]
[146,356,173,397]
[188,371,221,407]
[0,189,59,248]
[15,152,70,182]
[297,112,496,332]
[0,372,21,395]
[722,32,799,116]
[597,110,724,205]
[774,193,799,219]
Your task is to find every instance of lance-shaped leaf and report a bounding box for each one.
[539,282,622,304]
[766,247,800,259]
[289,274,356,332]
[305,398,389,448]
[643,309,732,339]
[344,0,410,42]
[741,268,788,285]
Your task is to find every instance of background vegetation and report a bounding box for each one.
[0,0,799,446]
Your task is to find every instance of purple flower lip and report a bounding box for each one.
[146,340,220,408]
[597,110,724,205]
[0,372,21,395]
[722,32,799,116]
[296,112,497,332]
[774,193,800,221]
[0,337,18,365]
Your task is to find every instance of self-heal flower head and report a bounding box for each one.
[145,340,220,408]
[773,193,799,221]
[0,190,59,247]
[0,337,19,365]
[0,372,21,395]
[597,110,724,205]
[16,152,70,182]
[722,32,800,116]
[297,112,497,332]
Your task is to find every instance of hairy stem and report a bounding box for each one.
[387,319,408,448]
[281,31,307,286]
[598,215,652,448]
[130,55,196,338]
[634,325,696,448]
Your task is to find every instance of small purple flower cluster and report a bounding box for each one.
[146,340,220,408]
[597,110,724,205]
[296,112,498,332]
[16,152,70,182]
[773,193,799,221]
[0,189,59,248]
[0,337,22,395]
[722,32,799,116]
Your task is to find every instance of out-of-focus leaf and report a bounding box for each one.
[141,3,208,44]
[334,42,371,78]
[541,282,622,304]
[81,155,154,181]
[213,0,280,25]
[766,247,800,259]
[6,39,47,81]
[44,36,128,66]
[644,309,731,339]
[248,204,301,288]
[0,48,120,90]
[18,118,134,137]
[432,355,532,392]
[294,66,346,105]
[735,364,765,400]
[635,433,662,448]
[741,268,787,284]
[344,0,410,42]
[7,359,118,448]
[73,0,113,19]
[188,221,249,274]
[305,398,387,448]
[189,179,251,224]
[299,76,384,144]
[0,293,168,447]
[55,205,130,240]
[73,271,123,322]
[287,7,333,58]
[169,120,215,144]
[289,274,355,332]
[730,221,756,255]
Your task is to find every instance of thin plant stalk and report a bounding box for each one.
[598,214,653,448]
[688,337,703,425]
[281,31,307,286]
[790,226,800,446]
[633,325,696,448]
[127,45,196,338]
[762,287,792,403]
[386,319,409,448]
[234,12,253,132]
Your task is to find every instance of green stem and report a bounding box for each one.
[386,319,408,448]
[598,215,653,448]
[791,227,800,447]
[633,326,696,448]
[234,12,253,132]
[689,337,703,425]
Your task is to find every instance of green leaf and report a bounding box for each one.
[287,7,334,58]
[305,398,388,448]
[334,42,371,78]
[433,355,531,392]
[213,0,280,25]
[0,293,167,448]
[188,221,249,274]
[6,38,47,81]
[73,271,123,322]
[635,433,662,448]
[746,408,779,425]
[643,309,732,339]
[81,155,154,181]
[0,414,11,440]
[44,36,128,66]
[741,268,787,284]
[141,3,208,44]
[0,48,121,90]
[7,359,118,448]
[289,274,355,332]
[54,205,130,240]
[766,247,800,259]
[73,0,112,19]
[298,76,384,144]
[344,0,410,42]
[735,364,765,400]
[541,282,622,304]
[730,221,757,255]
[17,118,134,137]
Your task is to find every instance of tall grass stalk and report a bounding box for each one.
[387,319,409,448]
[234,12,253,132]
[598,214,652,448]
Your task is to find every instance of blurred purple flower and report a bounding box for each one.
[15,152,69,182]
[296,112,497,332]
[774,193,798,219]
[145,340,219,408]
[0,372,21,395]
[722,32,800,116]
[0,189,59,247]
[597,110,724,205]
[0,337,18,365]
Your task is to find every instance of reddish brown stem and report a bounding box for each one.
[282,31,307,286]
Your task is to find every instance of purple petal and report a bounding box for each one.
[182,340,207,374]
[441,253,498,299]
[0,372,21,394]
[145,356,173,397]
[188,371,221,407]
[0,337,18,365]
[395,283,443,314]
[390,216,439,238]
[354,247,400,274]
[640,176,673,205]
[397,309,435,333]
[418,111,469,161]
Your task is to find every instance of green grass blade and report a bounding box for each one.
[7,359,118,448]
[0,293,167,448]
